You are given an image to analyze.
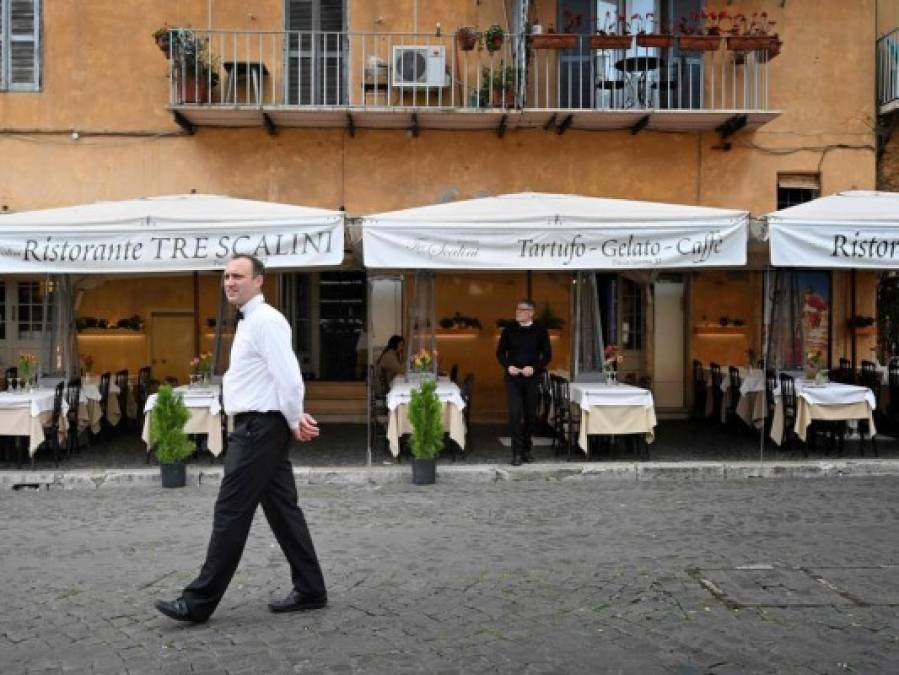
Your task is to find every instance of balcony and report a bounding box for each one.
[163,29,781,136]
[878,28,899,115]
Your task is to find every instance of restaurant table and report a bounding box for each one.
[569,382,657,453]
[769,380,876,445]
[82,374,138,424]
[385,377,466,458]
[0,388,67,457]
[614,56,665,107]
[142,385,224,456]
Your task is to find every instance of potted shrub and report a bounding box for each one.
[591,11,633,50]
[149,384,194,488]
[480,65,517,108]
[171,30,220,104]
[456,26,481,51]
[484,24,504,54]
[408,379,443,485]
[153,26,171,56]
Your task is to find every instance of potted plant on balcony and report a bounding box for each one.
[727,12,779,55]
[677,10,722,51]
[635,13,673,49]
[150,384,194,488]
[408,379,443,485]
[153,26,171,56]
[484,24,505,54]
[456,26,481,51]
[171,30,220,104]
[483,66,517,108]
[591,11,633,50]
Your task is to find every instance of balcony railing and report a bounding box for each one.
[163,29,779,131]
[878,28,899,113]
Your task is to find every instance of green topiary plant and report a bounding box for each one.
[408,379,444,460]
[150,385,194,464]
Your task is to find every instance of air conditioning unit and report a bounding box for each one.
[391,45,446,87]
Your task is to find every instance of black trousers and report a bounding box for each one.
[505,374,539,454]
[181,412,326,620]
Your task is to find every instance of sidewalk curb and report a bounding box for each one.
[2,459,899,489]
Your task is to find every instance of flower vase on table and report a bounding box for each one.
[603,344,623,385]
[17,352,37,393]
[407,349,438,384]
[604,368,618,385]
[189,352,213,388]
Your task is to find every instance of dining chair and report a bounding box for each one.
[888,358,899,425]
[778,373,801,454]
[727,366,742,426]
[65,377,82,456]
[691,360,706,419]
[764,369,777,444]
[858,361,879,457]
[367,365,389,460]
[136,366,153,432]
[459,373,474,458]
[37,381,66,468]
[709,363,724,424]
[96,371,112,439]
[115,369,129,431]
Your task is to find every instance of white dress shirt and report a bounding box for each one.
[223,294,304,429]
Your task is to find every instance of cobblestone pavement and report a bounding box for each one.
[2,477,899,674]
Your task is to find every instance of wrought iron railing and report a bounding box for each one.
[878,28,899,109]
[162,29,774,112]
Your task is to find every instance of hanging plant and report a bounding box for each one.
[484,24,505,54]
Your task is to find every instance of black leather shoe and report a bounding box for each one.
[511,455,522,466]
[268,590,328,613]
[154,598,204,623]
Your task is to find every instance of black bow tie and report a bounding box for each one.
[235,310,244,322]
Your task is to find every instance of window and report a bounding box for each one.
[17,280,48,340]
[285,0,345,105]
[777,173,820,209]
[0,0,41,91]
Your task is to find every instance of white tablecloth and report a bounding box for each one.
[0,388,70,455]
[385,378,466,457]
[142,386,223,456]
[774,380,876,409]
[386,378,465,412]
[570,382,654,409]
[569,383,656,452]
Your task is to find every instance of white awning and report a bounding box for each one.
[767,191,899,268]
[361,192,748,270]
[0,194,344,273]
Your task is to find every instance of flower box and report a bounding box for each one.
[636,33,673,49]
[727,35,777,52]
[678,35,721,51]
[530,33,578,49]
[590,34,633,50]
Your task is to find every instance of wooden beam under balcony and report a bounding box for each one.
[168,105,781,135]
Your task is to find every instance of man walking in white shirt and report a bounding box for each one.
[155,254,327,623]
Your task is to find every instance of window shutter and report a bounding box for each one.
[320,0,343,32]
[287,0,312,31]
[9,0,39,90]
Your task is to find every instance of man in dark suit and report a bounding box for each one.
[155,254,327,623]
[496,299,552,466]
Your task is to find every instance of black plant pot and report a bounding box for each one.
[160,462,186,488]
[412,458,436,485]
